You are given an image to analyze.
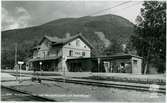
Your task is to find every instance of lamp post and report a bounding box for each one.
[98,58,100,73]
[39,61,42,70]
[39,61,42,83]
[97,58,101,79]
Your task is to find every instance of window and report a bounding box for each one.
[56,50,59,56]
[82,52,85,56]
[47,51,50,56]
[84,45,86,48]
[69,50,73,56]
[43,51,48,57]
[68,43,71,45]
[47,42,50,48]
[43,52,46,58]
[133,60,138,64]
[76,40,80,46]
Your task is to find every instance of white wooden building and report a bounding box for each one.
[27,34,93,72]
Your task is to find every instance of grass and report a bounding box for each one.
[11,80,165,102]
[80,75,166,85]
[1,70,62,76]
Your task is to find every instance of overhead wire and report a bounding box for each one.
[87,1,132,16]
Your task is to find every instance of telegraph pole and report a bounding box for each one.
[15,43,18,82]
[15,43,17,66]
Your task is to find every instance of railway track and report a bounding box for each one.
[2,72,166,95]
[1,86,55,101]
[41,78,166,94]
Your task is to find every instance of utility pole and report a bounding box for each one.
[62,56,67,84]
[15,43,17,66]
[14,43,18,82]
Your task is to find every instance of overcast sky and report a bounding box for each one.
[2,1,143,31]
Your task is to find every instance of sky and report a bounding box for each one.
[2,1,143,31]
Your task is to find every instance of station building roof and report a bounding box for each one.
[67,53,143,61]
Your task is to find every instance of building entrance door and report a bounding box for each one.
[103,61,110,73]
[132,60,138,74]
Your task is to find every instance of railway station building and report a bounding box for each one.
[27,34,93,72]
[27,34,143,74]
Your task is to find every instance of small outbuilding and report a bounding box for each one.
[66,54,143,74]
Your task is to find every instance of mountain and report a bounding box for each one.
[2,14,134,44]
[1,14,135,67]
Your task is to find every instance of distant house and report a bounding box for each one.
[27,34,93,72]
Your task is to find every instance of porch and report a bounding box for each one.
[28,56,62,72]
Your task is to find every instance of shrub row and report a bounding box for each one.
[82,76,166,85]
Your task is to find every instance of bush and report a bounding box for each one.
[82,75,165,85]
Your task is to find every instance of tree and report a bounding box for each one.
[92,36,105,56]
[1,40,38,69]
[124,40,137,55]
[131,1,166,74]
[103,39,123,56]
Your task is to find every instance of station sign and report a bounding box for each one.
[18,61,24,65]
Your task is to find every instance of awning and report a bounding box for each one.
[28,56,62,62]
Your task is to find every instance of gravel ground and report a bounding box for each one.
[1,73,31,81]
[1,87,49,101]
[11,80,165,102]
